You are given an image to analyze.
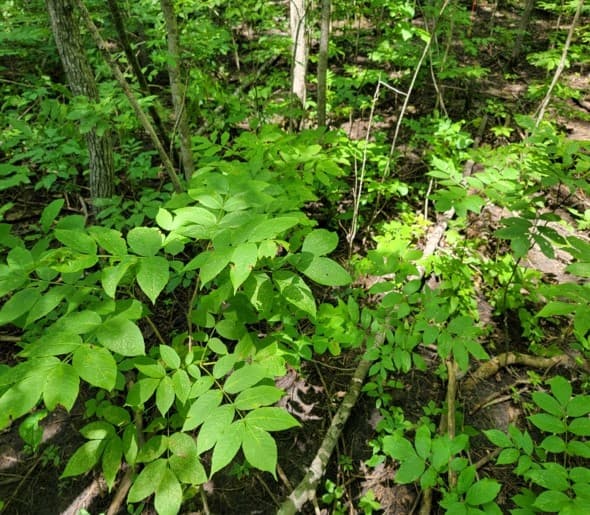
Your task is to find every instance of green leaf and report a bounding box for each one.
[243,407,300,431]
[25,287,65,326]
[0,372,46,429]
[230,242,258,292]
[395,454,426,484]
[160,345,181,370]
[197,404,235,454]
[532,490,571,511]
[102,436,123,489]
[529,466,569,491]
[95,317,145,357]
[382,434,417,461]
[528,413,566,434]
[234,386,284,410]
[72,345,117,391]
[40,199,64,233]
[127,458,167,502]
[537,301,575,317]
[137,256,169,304]
[183,389,223,431]
[298,256,351,286]
[199,247,232,284]
[210,420,244,476]
[465,478,501,506]
[273,270,316,318]
[567,440,590,458]
[532,392,563,416]
[89,226,127,255]
[154,468,182,515]
[540,435,566,453]
[126,378,160,406]
[0,287,41,325]
[246,217,300,242]
[172,369,191,404]
[101,257,136,298]
[137,435,168,463]
[156,376,175,416]
[548,376,572,406]
[242,424,277,477]
[496,448,520,465]
[569,417,590,436]
[566,262,590,277]
[127,227,162,256]
[43,363,79,411]
[54,229,96,254]
[567,395,590,417]
[484,429,512,448]
[223,363,267,394]
[80,421,115,440]
[56,310,102,335]
[414,425,432,460]
[169,433,207,485]
[61,439,105,478]
[122,424,139,465]
[302,229,338,256]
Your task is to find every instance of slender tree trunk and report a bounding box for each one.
[290,0,308,119]
[317,0,330,127]
[106,0,172,154]
[46,0,115,202]
[511,0,535,64]
[160,0,194,181]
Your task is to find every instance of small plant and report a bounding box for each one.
[321,479,346,515]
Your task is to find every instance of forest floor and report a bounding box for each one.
[1,1,590,514]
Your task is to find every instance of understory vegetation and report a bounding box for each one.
[1,0,589,513]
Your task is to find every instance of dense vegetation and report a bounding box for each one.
[1,0,589,513]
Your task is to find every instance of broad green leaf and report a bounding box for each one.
[197,404,235,454]
[414,425,431,460]
[0,373,46,429]
[532,490,571,511]
[126,378,160,406]
[242,424,277,477]
[0,287,41,325]
[188,376,214,399]
[210,420,243,476]
[25,287,65,326]
[95,317,145,357]
[382,434,417,461]
[537,301,575,317]
[127,458,167,502]
[89,226,127,255]
[567,395,590,417]
[48,249,98,273]
[160,345,181,370]
[299,256,351,286]
[137,256,169,304]
[183,389,223,431]
[302,229,338,256]
[243,407,300,431]
[566,262,590,277]
[172,369,191,404]
[566,440,590,458]
[199,247,232,284]
[72,345,117,391]
[135,357,166,378]
[496,448,520,465]
[532,392,563,416]
[223,363,267,394]
[101,257,136,298]
[548,376,572,406]
[273,270,316,318]
[483,429,512,448]
[230,242,258,292]
[54,310,102,335]
[246,217,300,242]
[234,386,284,410]
[127,227,162,257]
[102,436,123,489]
[569,417,590,436]
[528,413,566,434]
[540,435,566,453]
[154,468,182,515]
[137,435,168,463]
[43,362,79,411]
[61,439,105,478]
[430,437,452,470]
[80,421,115,440]
[54,229,97,254]
[122,424,139,465]
[528,466,569,491]
[395,454,425,484]
[169,433,207,485]
[40,199,64,233]
[465,478,501,505]
[100,404,131,426]
[156,376,175,416]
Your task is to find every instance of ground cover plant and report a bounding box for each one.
[0,0,589,513]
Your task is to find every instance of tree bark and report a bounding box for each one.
[160,0,194,181]
[290,0,308,118]
[317,0,330,127]
[46,0,115,202]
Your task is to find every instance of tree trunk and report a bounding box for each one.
[317,0,330,127]
[46,0,115,202]
[511,0,535,64]
[290,0,308,120]
[160,0,194,181]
